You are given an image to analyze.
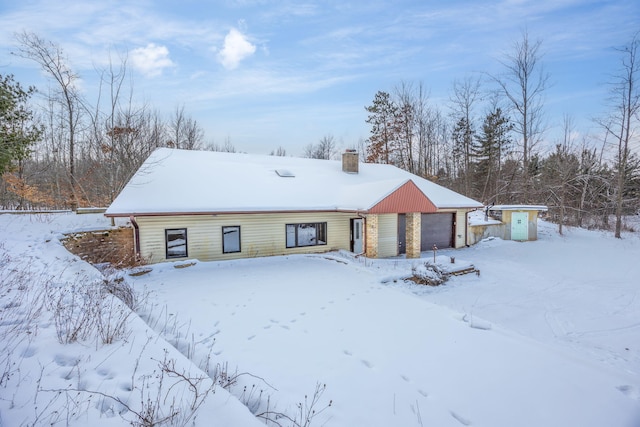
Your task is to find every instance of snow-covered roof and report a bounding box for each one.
[105,148,482,216]
[468,210,502,226]
[490,205,548,211]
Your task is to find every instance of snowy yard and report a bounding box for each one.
[1,213,639,426]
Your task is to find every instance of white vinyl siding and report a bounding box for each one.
[454,210,466,248]
[376,214,398,258]
[136,212,353,263]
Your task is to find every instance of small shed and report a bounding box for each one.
[468,205,548,245]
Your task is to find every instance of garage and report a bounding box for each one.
[421,213,454,250]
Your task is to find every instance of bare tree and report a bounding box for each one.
[599,32,640,238]
[303,134,337,160]
[206,137,236,153]
[543,114,581,235]
[14,31,83,209]
[317,134,337,160]
[169,105,204,150]
[449,76,482,195]
[394,82,417,173]
[492,30,550,201]
[270,146,287,156]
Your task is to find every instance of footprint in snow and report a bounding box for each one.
[400,375,410,382]
[247,335,256,340]
[263,325,272,329]
[450,411,471,426]
[618,385,640,400]
[418,389,428,397]
[54,354,81,367]
[343,350,352,356]
[21,346,36,358]
[280,325,290,330]
[360,359,373,368]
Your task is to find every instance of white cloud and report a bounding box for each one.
[130,43,175,77]
[217,28,256,70]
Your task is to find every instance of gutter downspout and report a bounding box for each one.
[466,207,481,247]
[129,216,141,261]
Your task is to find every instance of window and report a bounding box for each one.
[222,226,241,253]
[165,228,187,258]
[286,223,327,248]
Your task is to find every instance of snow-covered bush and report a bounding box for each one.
[410,262,448,286]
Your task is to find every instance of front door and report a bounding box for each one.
[511,212,529,241]
[351,218,364,253]
[397,214,406,254]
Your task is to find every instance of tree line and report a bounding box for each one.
[361,31,640,237]
[0,32,243,211]
[1,30,639,238]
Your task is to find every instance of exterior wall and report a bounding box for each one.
[528,211,539,241]
[468,223,507,245]
[454,210,467,248]
[405,212,421,258]
[376,213,399,258]
[502,210,513,240]
[434,209,468,248]
[134,207,476,263]
[503,210,541,241]
[365,214,379,258]
[62,227,136,266]
[468,210,541,244]
[136,212,354,263]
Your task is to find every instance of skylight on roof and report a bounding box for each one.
[275,169,295,177]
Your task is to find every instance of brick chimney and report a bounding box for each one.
[342,149,359,174]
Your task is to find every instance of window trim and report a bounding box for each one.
[165,228,188,259]
[222,225,242,254]
[285,222,328,248]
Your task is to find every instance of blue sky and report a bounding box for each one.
[1,0,638,156]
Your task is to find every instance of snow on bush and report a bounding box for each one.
[410,261,448,286]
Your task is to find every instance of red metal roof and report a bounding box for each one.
[368,180,438,214]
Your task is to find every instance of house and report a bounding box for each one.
[105,148,483,263]
[467,205,548,245]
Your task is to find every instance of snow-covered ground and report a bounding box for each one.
[1,212,639,426]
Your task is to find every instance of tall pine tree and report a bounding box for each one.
[364,91,399,165]
[473,108,513,203]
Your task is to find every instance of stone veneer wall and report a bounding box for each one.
[405,212,421,258]
[62,227,137,267]
[365,214,378,258]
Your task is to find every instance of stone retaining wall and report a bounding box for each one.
[62,227,137,267]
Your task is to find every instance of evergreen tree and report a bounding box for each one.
[0,74,40,175]
[473,108,513,203]
[451,116,475,196]
[364,91,399,165]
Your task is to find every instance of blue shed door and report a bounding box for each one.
[511,212,529,241]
